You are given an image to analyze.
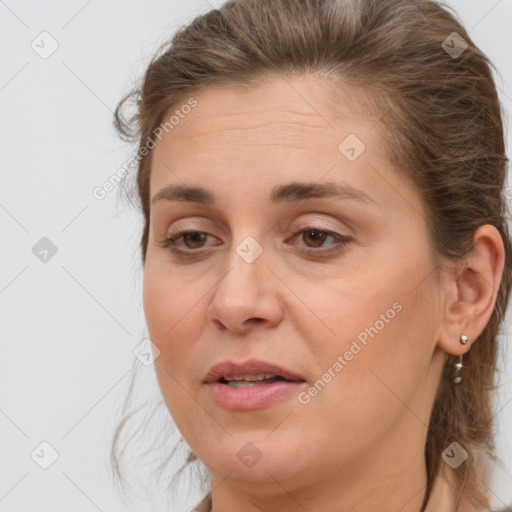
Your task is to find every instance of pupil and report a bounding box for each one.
[184,232,206,248]
[304,230,325,247]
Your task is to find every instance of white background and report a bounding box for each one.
[1,1,511,511]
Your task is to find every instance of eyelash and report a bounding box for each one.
[160,225,352,258]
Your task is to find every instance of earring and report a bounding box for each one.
[454,355,464,384]
[454,334,468,384]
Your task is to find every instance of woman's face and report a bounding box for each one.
[144,76,446,493]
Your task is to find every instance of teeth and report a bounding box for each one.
[223,373,276,382]
[227,380,276,388]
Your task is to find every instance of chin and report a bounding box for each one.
[198,436,312,485]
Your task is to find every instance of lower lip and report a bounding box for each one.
[205,381,305,410]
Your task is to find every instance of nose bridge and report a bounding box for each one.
[207,232,283,331]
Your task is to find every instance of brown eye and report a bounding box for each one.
[161,229,221,256]
[182,232,208,248]
[302,229,328,248]
[286,225,352,256]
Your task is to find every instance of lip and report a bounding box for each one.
[203,359,305,383]
[203,359,306,411]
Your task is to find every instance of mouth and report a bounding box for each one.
[203,359,305,385]
[218,374,298,388]
[203,359,306,410]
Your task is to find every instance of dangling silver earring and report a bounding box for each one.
[454,354,464,384]
[454,334,468,384]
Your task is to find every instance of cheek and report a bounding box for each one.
[300,253,438,411]
[142,267,207,376]
[143,269,211,436]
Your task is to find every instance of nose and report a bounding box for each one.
[206,241,284,334]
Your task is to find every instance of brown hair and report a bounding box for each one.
[111,0,512,510]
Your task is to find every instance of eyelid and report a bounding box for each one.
[164,217,217,236]
[286,213,353,236]
[282,209,355,234]
[159,210,355,255]
[164,229,220,249]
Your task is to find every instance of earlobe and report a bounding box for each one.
[437,224,505,357]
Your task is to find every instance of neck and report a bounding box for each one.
[201,467,479,512]
[424,463,482,512]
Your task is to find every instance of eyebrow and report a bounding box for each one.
[151,181,377,207]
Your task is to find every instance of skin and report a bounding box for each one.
[143,75,505,512]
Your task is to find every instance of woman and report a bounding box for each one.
[111,0,512,510]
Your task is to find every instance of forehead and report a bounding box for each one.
[148,76,413,215]
[157,76,378,147]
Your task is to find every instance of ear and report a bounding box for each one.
[437,224,505,356]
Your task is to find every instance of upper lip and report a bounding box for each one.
[203,359,305,383]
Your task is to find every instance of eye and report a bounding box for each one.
[159,226,351,258]
[160,230,218,255]
[287,225,351,255]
